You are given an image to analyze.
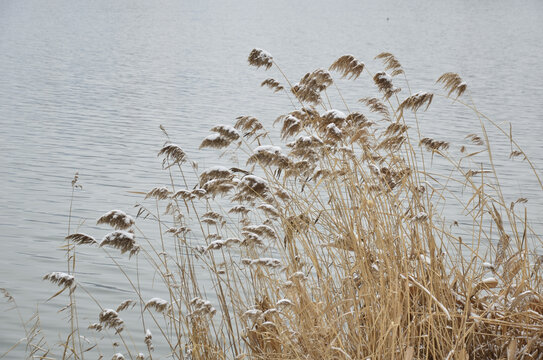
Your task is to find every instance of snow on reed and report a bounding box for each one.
[144,298,169,313]
[43,272,75,288]
[97,210,134,230]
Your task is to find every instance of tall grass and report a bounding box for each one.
[3,49,543,359]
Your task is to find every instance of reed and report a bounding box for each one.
[4,49,543,360]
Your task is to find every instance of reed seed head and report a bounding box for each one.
[242,257,282,268]
[100,230,140,257]
[99,309,124,333]
[465,133,484,146]
[189,297,216,318]
[292,69,333,104]
[248,48,273,69]
[145,328,154,351]
[242,224,277,240]
[210,125,241,141]
[359,97,391,121]
[419,137,450,153]
[88,323,103,331]
[116,299,136,312]
[257,203,279,218]
[329,55,365,79]
[261,78,284,92]
[397,91,434,117]
[43,272,75,289]
[199,166,234,187]
[157,143,187,167]
[375,52,404,76]
[97,210,135,230]
[234,116,264,138]
[199,133,231,149]
[145,298,169,313]
[65,233,98,245]
[145,187,171,200]
[1,288,14,303]
[373,71,401,100]
[437,72,467,98]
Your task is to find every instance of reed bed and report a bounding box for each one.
[3,49,543,360]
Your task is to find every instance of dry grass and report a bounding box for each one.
[4,49,543,360]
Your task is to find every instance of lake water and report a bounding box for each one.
[1,0,542,357]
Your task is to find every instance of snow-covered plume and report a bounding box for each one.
[97,209,135,230]
[43,272,75,289]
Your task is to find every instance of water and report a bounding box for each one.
[1,0,542,357]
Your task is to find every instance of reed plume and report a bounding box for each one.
[437,72,467,97]
[199,133,231,149]
[373,71,401,100]
[157,143,187,167]
[43,272,75,289]
[144,298,169,313]
[97,210,134,230]
[261,78,284,92]
[375,52,404,76]
[145,187,171,200]
[100,230,140,257]
[99,309,124,333]
[248,48,273,69]
[116,300,135,312]
[292,69,333,104]
[65,233,98,245]
[397,91,434,117]
[329,54,365,79]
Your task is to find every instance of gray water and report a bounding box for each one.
[1,0,542,357]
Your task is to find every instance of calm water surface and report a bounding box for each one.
[1,0,542,356]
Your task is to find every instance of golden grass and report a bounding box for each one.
[3,49,543,360]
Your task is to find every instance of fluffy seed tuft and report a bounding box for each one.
[145,298,169,313]
[65,233,98,245]
[437,72,467,98]
[329,55,365,79]
[99,309,124,333]
[97,210,135,230]
[100,231,140,257]
[261,78,284,92]
[157,143,187,167]
[375,52,404,76]
[248,48,273,69]
[43,272,75,288]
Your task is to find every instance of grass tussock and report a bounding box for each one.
[4,49,543,360]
